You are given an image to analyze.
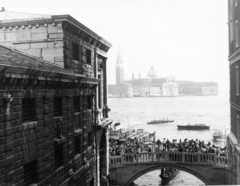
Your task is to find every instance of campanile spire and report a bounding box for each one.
[116,45,124,85]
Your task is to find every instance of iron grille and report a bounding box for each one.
[54,144,63,169]
[87,95,92,110]
[24,160,38,186]
[74,96,80,112]
[72,43,79,61]
[74,137,81,154]
[88,132,92,147]
[54,97,62,117]
[86,49,91,65]
[22,98,36,122]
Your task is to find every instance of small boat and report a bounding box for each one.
[114,122,121,126]
[159,169,179,183]
[147,119,174,124]
[213,131,225,141]
[177,123,210,130]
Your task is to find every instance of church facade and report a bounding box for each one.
[108,55,218,97]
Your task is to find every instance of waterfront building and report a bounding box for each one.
[108,84,133,98]
[129,73,179,97]
[228,0,240,184]
[177,81,218,95]
[0,9,112,186]
[108,56,218,97]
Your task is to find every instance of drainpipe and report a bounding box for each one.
[94,36,101,186]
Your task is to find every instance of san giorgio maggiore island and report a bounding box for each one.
[108,49,218,98]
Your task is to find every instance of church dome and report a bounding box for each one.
[147,66,157,78]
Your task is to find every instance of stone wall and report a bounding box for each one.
[0,13,112,186]
[0,45,104,186]
[0,89,98,186]
[0,22,64,66]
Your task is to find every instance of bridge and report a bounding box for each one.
[109,151,229,186]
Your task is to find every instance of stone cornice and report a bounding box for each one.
[230,101,240,111]
[0,18,53,28]
[0,14,112,52]
[0,44,99,88]
[229,48,240,65]
[62,21,110,53]
[52,15,112,48]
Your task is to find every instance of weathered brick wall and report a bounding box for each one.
[64,34,94,77]
[0,88,98,186]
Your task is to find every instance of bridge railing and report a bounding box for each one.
[109,152,228,167]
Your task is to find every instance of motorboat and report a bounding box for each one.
[213,131,225,141]
[147,119,174,124]
[159,169,179,184]
[177,123,210,130]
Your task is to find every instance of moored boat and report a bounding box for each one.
[177,123,210,130]
[147,119,174,124]
[213,131,225,141]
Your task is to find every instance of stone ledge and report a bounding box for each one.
[22,121,38,130]
[54,137,66,145]
[73,112,80,116]
[74,129,83,136]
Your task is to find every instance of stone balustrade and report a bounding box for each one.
[110,151,228,167]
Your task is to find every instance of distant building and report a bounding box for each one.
[116,47,124,85]
[128,70,179,96]
[108,62,218,97]
[178,81,218,95]
[108,46,132,97]
[108,84,133,97]
[227,0,240,184]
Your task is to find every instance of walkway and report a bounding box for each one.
[109,151,228,186]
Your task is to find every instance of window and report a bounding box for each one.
[72,43,79,61]
[236,20,239,48]
[54,97,63,117]
[24,160,38,185]
[74,137,81,154]
[55,144,63,168]
[86,49,91,65]
[237,115,240,143]
[74,112,81,131]
[237,66,239,96]
[230,0,234,20]
[87,95,92,110]
[74,96,80,112]
[22,98,36,122]
[88,132,92,147]
[230,21,234,42]
[98,74,102,109]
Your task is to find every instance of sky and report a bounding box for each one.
[4,0,229,95]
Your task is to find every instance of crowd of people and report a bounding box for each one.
[109,137,227,157]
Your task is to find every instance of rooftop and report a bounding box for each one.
[0,10,51,23]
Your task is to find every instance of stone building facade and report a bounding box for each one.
[177,81,218,96]
[228,0,240,184]
[0,10,112,186]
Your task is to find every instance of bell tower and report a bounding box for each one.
[116,46,124,85]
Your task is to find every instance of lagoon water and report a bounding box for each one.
[108,94,230,186]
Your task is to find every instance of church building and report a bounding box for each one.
[108,51,218,97]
